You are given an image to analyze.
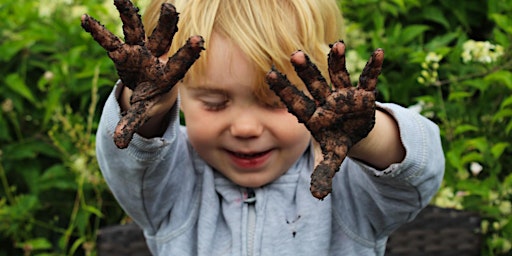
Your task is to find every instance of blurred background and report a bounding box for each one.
[0,0,511,255]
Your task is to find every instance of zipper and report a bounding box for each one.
[244,189,256,256]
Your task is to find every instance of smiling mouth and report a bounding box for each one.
[229,150,271,159]
[225,148,274,169]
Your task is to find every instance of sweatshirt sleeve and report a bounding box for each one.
[331,102,445,244]
[95,83,198,234]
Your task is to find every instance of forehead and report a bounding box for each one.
[183,33,302,106]
[186,33,261,88]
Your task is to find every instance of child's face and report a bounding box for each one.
[180,33,311,188]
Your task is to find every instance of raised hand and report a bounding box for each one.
[265,41,384,199]
[81,0,204,148]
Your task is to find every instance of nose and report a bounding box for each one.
[229,110,264,139]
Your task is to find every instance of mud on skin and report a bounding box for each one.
[81,0,204,148]
[266,41,384,199]
[82,0,385,200]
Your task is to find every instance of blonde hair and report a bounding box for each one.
[143,0,344,103]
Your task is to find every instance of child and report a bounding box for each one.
[84,0,444,255]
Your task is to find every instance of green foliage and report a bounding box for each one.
[0,0,127,255]
[341,0,512,254]
[1,0,511,255]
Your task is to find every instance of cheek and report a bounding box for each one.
[274,119,312,172]
[271,112,311,150]
[180,100,216,148]
[285,127,311,152]
[184,118,221,163]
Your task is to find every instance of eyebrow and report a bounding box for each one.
[187,86,229,95]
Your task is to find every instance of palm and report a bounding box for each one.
[266,41,384,199]
[81,0,204,148]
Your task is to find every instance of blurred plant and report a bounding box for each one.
[462,40,505,64]
[340,0,512,254]
[417,52,442,86]
[0,0,126,255]
[1,0,512,255]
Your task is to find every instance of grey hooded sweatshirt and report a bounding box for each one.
[96,85,444,256]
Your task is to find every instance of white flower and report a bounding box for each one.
[461,51,472,63]
[417,52,443,86]
[462,40,504,64]
[433,187,463,209]
[425,52,443,63]
[470,162,483,176]
[499,201,511,215]
[345,50,367,83]
[43,71,54,81]
[1,99,13,113]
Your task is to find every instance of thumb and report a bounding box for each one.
[310,150,346,199]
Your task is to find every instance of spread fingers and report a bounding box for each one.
[114,0,145,46]
[266,68,316,124]
[357,48,384,91]
[328,41,352,89]
[291,51,331,105]
[81,14,123,52]
[147,3,179,57]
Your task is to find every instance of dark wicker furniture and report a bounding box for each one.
[97,206,482,255]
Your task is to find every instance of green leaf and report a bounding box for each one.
[493,109,512,121]
[462,78,489,92]
[461,152,484,165]
[491,142,509,159]
[507,121,512,135]
[10,194,40,218]
[5,73,37,105]
[451,6,471,30]
[42,84,63,129]
[0,37,36,62]
[454,124,479,136]
[504,173,512,187]
[398,25,430,44]
[426,31,462,49]
[16,238,52,250]
[39,165,77,191]
[2,139,59,161]
[82,204,104,218]
[68,237,86,256]
[448,91,473,101]
[446,150,463,170]
[484,70,512,90]
[490,13,512,34]
[464,137,489,152]
[493,29,510,48]
[500,95,512,109]
[421,6,450,29]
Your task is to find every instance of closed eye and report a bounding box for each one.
[197,92,230,111]
[202,99,229,111]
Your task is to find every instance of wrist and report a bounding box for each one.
[116,82,178,139]
[117,82,132,113]
[349,109,405,169]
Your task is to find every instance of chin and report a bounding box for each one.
[233,175,273,188]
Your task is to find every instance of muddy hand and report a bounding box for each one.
[81,0,204,148]
[266,41,384,199]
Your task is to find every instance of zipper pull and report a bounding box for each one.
[244,189,256,204]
